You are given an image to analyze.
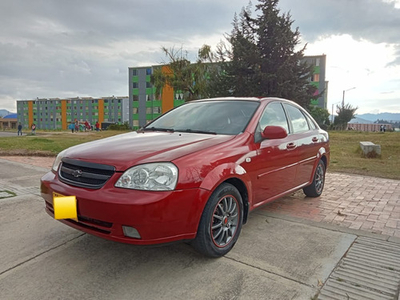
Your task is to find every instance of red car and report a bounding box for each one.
[41,97,330,257]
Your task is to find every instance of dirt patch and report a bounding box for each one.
[0,149,55,157]
[0,155,55,169]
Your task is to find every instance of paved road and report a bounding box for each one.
[0,131,25,137]
[0,159,399,299]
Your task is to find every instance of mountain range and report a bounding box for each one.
[356,113,400,122]
[0,109,14,117]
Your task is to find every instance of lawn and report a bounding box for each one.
[0,130,120,156]
[328,131,400,180]
[0,130,399,180]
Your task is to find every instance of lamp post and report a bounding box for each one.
[342,87,356,108]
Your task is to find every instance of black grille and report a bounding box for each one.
[59,158,115,189]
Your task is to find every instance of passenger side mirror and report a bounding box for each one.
[261,126,288,139]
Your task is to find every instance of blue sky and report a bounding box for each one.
[0,0,399,114]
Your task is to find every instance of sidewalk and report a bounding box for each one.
[260,172,400,240]
[1,155,400,240]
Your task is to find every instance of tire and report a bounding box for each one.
[191,183,243,258]
[303,160,326,197]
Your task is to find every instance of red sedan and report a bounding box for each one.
[41,97,330,257]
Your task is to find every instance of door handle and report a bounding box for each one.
[286,143,296,150]
[312,137,319,143]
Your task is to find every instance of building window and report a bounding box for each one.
[146,107,152,114]
[132,82,138,88]
[133,120,139,126]
[316,58,320,67]
[132,69,138,76]
[175,93,184,100]
[146,68,152,75]
[153,107,161,114]
[146,82,152,88]
[133,107,138,114]
[314,74,320,82]
[132,95,138,101]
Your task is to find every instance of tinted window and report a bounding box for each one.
[259,102,289,133]
[283,104,310,133]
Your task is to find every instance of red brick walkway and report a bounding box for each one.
[260,172,400,238]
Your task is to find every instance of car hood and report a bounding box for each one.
[62,131,235,171]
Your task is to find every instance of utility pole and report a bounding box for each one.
[342,87,356,108]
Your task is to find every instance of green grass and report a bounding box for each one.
[328,131,400,180]
[0,130,399,180]
[0,130,121,156]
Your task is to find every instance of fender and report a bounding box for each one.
[199,162,253,203]
[317,146,329,167]
[306,146,329,185]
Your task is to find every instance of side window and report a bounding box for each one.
[259,102,289,133]
[305,113,318,130]
[283,104,310,133]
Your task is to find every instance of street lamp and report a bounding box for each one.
[342,87,356,108]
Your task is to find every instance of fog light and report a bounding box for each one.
[122,226,141,239]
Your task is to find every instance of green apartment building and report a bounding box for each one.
[128,55,327,128]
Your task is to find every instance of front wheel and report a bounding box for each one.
[191,183,243,258]
[303,160,326,197]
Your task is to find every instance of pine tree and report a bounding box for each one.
[215,0,317,108]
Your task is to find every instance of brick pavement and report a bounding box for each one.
[261,172,400,239]
[2,156,400,239]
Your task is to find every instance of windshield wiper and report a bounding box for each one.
[177,129,217,135]
[142,127,175,132]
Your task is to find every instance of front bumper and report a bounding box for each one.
[40,171,210,245]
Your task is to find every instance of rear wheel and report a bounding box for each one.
[192,183,243,258]
[303,160,326,197]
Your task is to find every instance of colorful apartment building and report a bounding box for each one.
[302,54,328,109]
[128,66,185,129]
[16,96,129,130]
[16,55,326,130]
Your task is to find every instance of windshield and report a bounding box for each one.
[144,100,259,135]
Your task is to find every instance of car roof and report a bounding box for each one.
[191,97,300,105]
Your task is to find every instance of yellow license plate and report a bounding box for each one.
[53,192,77,220]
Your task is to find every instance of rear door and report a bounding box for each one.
[282,103,320,186]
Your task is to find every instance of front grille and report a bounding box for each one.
[59,158,115,189]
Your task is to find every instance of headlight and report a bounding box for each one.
[115,163,178,191]
[52,150,67,172]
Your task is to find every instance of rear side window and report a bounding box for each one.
[305,114,318,130]
[283,104,310,134]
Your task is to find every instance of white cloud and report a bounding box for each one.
[303,34,400,113]
[0,0,399,115]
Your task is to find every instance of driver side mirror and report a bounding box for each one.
[261,126,288,139]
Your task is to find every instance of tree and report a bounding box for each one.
[211,0,318,108]
[153,0,319,107]
[334,104,358,130]
[309,106,330,130]
[151,47,210,101]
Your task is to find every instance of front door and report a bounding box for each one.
[248,102,298,206]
